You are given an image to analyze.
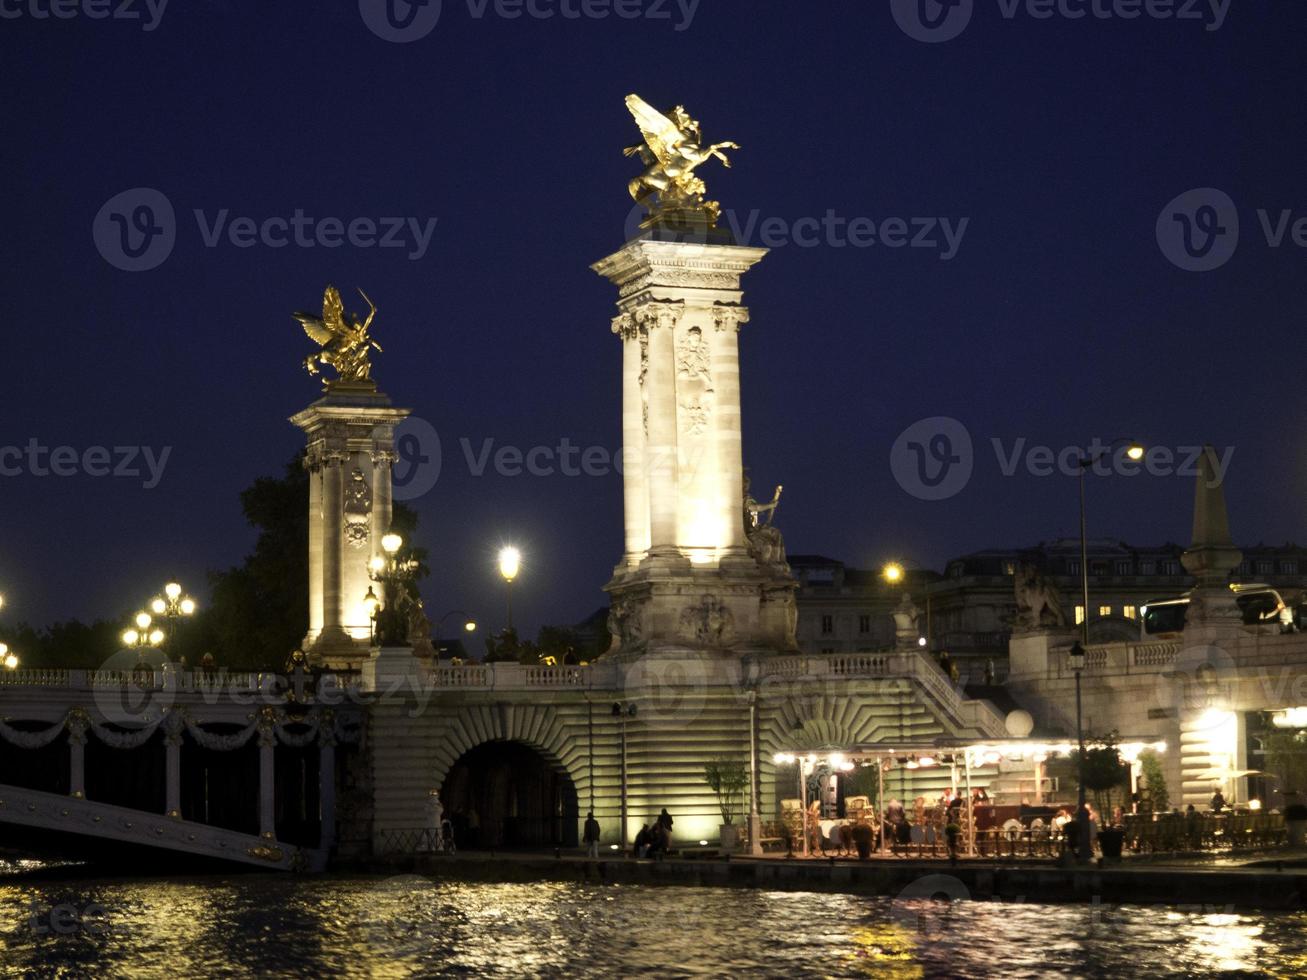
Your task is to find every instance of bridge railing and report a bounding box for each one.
[0,667,347,696]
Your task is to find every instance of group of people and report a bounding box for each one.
[583,808,676,859]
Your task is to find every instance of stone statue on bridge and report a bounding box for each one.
[1013,561,1068,631]
[744,475,787,569]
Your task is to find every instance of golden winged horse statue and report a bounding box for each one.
[623,93,739,226]
[294,285,382,384]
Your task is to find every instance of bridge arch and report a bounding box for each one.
[429,703,590,849]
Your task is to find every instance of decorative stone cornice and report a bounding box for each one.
[633,301,683,331]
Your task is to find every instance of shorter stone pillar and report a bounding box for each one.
[67,709,88,799]
[318,712,337,851]
[258,710,277,839]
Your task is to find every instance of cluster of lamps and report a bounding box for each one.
[123,581,196,651]
[0,595,16,669]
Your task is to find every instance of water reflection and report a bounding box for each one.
[0,875,1303,978]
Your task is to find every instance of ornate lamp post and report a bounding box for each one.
[0,643,18,671]
[498,547,521,633]
[367,532,420,647]
[1071,439,1142,863]
[149,581,197,651]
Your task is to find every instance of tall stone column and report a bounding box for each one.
[638,302,684,560]
[321,452,347,643]
[304,453,325,649]
[593,235,794,659]
[292,389,410,670]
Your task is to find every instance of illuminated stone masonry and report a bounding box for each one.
[291,385,409,671]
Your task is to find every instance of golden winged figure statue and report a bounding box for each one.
[294,285,382,385]
[624,93,739,226]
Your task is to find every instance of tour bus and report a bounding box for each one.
[1140,583,1297,637]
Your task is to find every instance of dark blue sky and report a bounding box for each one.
[3,1,1304,639]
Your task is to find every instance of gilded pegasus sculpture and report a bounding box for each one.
[623,93,739,226]
[294,285,383,385]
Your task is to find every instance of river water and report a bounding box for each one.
[2,872,1305,978]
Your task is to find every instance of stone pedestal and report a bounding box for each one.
[361,645,420,693]
[1181,445,1243,642]
[592,229,797,660]
[291,382,410,670]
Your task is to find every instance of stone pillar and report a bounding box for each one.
[614,314,650,563]
[291,388,410,669]
[639,302,683,559]
[258,712,276,839]
[304,453,325,648]
[712,306,750,556]
[318,712,337,852]
[1182,444,1243,640]
[67,710,88,799]
[593,235,793,660]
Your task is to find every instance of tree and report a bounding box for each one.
[703,757,749,826]
[1071,731,1129,817]
[1264,731,1307,801]
[203,453,425,669]
[1138,748,1169,814]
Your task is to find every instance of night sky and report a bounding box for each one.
[3,1,1304,640]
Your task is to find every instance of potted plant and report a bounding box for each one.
[1072,731,1128,861]
[703,757,748,852]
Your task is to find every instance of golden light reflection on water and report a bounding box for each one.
[0,875,1305,979]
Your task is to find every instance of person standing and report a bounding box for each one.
[583,811,601,858]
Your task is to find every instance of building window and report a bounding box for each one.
[1160,561,1178,575]
[1115,561,1131,575]
[1124,605,1137,620]
[858,615,871,634]
[1140,561,1155,576]
[821,615,833,635]
[1068,561,1080,575]
[1098,605,1112,618]
[1283,561,1298,575]
[1075,606,1085,625]
[1257,560,1273,576]
[821,647,835,654]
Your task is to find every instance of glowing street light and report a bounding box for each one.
[122,612,164,650]
[367,531,421,647]
[0,643,16,671]
[498,547,521,632]
[148,581,197,650]
[881,562,905,585]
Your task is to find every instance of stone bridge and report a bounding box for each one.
[0,668,364,870]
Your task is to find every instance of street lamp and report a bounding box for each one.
[1069,439,1141,865]
[122,611,165,651]
[433,610,477,658]
[0,643,17,671]
[149,581,197,650]
[498,547,521,632]
[367,532,420,647]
